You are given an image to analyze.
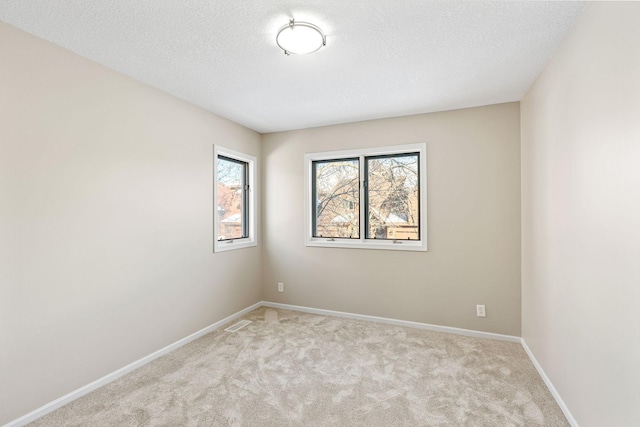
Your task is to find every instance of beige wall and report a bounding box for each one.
[0,23,262,424]
[11,3,640,425]
[521,3,640,426]
[262,103,521,336]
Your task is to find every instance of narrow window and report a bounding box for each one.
[214,146,256,252]
[217,156,248,241]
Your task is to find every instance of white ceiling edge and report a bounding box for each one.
[0,1,586,133]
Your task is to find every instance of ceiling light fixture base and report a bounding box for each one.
[276,18,326,56]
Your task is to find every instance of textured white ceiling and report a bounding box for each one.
[0,1,585,133]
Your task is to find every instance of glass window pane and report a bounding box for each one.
[366,154,419,240]
[313,158,360,238]
[217,156,247,240]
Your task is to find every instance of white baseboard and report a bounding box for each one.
[266,302,578,424]
[3,301,263,427]
[520,339,579,427]
[261,301,521,343]
[6,300,574,427]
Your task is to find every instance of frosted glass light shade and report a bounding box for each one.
[276,19,326,55]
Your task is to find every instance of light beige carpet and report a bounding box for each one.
[30,308,568,426]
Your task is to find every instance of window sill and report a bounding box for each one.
[306,238,426,252]
[214,239,257,253]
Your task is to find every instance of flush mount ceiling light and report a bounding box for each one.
[276,19,326,55]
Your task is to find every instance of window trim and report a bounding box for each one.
[214,146,257,252]
[304,143,427,252]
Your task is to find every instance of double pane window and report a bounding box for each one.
[306,144,426,251]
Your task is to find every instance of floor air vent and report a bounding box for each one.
[224,319,252,332]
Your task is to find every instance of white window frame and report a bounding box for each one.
[305,143,427,252]
[214,145,257,252]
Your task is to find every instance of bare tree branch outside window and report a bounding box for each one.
[366,154,419,240]
[313,159,360,238]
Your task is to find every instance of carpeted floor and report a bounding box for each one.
[30,308,569,426]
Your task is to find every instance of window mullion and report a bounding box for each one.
[311,161,317,237]
[359,154,366,243]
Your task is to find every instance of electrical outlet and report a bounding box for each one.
[476,304,486,317]
[277,282,284,293]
